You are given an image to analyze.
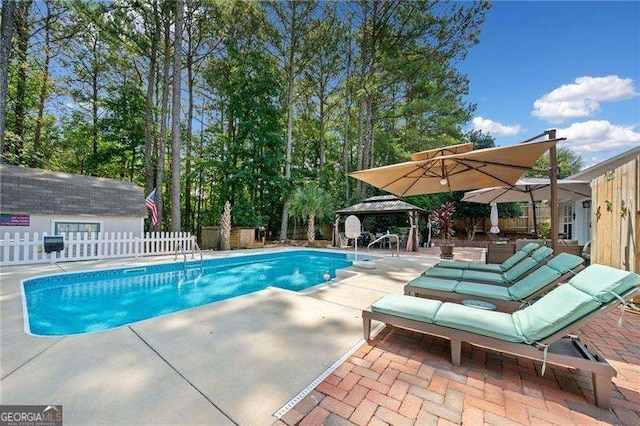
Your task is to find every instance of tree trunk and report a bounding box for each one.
[355,1,368,196]
[91,36,99,155]
[220,201,231,250]
[307,213,315,243]
[184,17,194,233]
[0,0,16,155]
[278,3,298,242]
[32,0,51,167]
[155,14,171,230]
[170,0,183,232]
[279,75,294,241]
[318,88,325,174]
[342,19,353,201]
[12,0,32,162]
[143,1,159,195]
[195,106,205,240]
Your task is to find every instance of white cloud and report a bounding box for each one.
[556,120,640,154]
[472,117,523,137]
[532,75,637,123]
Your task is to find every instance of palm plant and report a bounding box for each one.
[289,182,331,243]
[220,201,231,250]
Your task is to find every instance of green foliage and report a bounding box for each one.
[2,0,491,236]
[204,43,285,229]
[498,202,523,218]
[96,80,146,182]
[468,130,495,149]
[537,220,551,239]
[289,181,332,224]
[527,147,583,179]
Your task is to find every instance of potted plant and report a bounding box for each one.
[432,201,456,258]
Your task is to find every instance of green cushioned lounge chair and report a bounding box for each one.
[362,264,640,409]
[405,253,585,312]
[435,242,539,273]
[424,246,553,286]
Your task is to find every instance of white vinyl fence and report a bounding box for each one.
[1,232,195,266]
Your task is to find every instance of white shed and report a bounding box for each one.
[0,165,145,237]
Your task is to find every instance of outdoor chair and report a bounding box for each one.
[338,232,350,248]
[424,246,553,286]
[405,253,585,312]
[435,242,539,273]
[362,264,640,409]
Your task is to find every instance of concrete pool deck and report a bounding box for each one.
[1,247,454,425]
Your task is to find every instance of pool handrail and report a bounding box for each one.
[367,233,400,257]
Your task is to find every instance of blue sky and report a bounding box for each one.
[459,1,640,167]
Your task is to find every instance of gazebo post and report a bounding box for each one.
[405,210,419,252]
[332,213,341,247]
[548,129,559,254]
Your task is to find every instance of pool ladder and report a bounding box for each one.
[367,233,400,257]
[174,239,203,274]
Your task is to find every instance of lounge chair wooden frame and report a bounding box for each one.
[434,243,539,271]
[426,250,554,287]
[362,287,638,409]
[404,265,586,312]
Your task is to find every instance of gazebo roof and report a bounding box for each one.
[335,195,428,216]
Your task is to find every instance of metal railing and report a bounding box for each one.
[174,243,187,270]
[367,233,400,257]
[174,238,203,273]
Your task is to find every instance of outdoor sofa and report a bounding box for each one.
[424,246,553,285]
[435,242,539,273]
[405,253,585,312]
[362,264,640,409]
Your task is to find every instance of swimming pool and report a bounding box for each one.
[22,250,352,336]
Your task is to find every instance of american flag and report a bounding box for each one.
[145,189,159,226]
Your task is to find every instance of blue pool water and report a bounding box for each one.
[22,250,352,336]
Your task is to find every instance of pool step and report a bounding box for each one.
[123,267,146,274]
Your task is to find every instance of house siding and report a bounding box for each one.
[0,214,144,238]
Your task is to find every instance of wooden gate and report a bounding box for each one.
[590,156,639,272]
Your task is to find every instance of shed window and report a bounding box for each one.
[54,222,100,235]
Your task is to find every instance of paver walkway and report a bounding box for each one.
[287,299,640,425]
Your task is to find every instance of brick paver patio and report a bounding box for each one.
[283,295,640,425]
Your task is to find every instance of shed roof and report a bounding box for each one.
[336,195,428,216]
[0,165,145,217]
[567,146,640,181]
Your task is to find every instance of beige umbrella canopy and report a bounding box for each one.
[462,177,591,204]
[409,143,474,161]
[462,177,590,237]
[350,139,560,197]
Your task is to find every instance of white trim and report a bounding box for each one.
[273,322,386,420]
[50,218,104,235]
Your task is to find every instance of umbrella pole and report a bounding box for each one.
[548,130,559,253]
[529,190,538,237]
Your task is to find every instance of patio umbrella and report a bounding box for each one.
[461,177,590,236]
[350,139,560,197]
[409,142,474,161]
[461,177,591,204]
[489,202,500,234]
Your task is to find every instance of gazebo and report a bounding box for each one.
[332,195,429,252]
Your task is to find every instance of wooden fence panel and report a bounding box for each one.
[591,156,639,272]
